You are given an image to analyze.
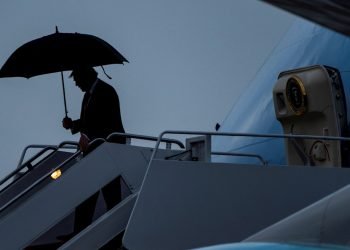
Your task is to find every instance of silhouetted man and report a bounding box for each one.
[61,66,125,241]
[63,66,125,150]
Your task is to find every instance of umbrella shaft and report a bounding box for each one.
[60,71,68,117]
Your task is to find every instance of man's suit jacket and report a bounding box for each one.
[71,78,125,143]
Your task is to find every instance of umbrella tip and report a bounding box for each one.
[55,26,59,33]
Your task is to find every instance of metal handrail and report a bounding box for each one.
[17,145,58,169]
[17,142,79,168]
[0,149,82,213]
[0,142,80,193]
[0,138,110,212]
[147,130,350,170]
[107,132,185,149]
[211,151,267,165]
[0,146,58,189]
[58,141,80,149]
[3,130,347,214]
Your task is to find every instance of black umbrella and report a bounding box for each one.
[0,29,128,116]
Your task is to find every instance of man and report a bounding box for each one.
[61,66,125,240]
[62,66,125,149]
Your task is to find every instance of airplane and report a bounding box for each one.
[1,0,350,249]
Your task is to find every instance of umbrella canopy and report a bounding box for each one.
[0,31,128,78]
[0,31,128,117]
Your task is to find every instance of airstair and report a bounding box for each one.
[0,133,184,249]
[1,131,350,249]
[121,131,350,250]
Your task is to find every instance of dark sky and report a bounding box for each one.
[0,0,294,174]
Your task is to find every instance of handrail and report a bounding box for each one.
[4,130,347,213]
[17,145,58,169]
[106,132,185,149]
[211,151,267,165]
[0,142,80,193]
[0,149,82,213]
[147,130,350,170]
[0,146,57,189]
[17,142,79,169]
[58,141,80,149]
[0,138,108,211]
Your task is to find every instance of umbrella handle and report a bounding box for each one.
[60,71,68,117]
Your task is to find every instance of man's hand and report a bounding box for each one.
[62,117,73,130]
[79,133,90,152]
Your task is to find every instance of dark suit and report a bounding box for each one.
[71,78,125,143]
[71,78,125,235]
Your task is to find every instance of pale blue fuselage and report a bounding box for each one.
[213,18,350,166]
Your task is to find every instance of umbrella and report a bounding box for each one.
[0,29,128,116]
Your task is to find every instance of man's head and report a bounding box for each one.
[70,66,98,92]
